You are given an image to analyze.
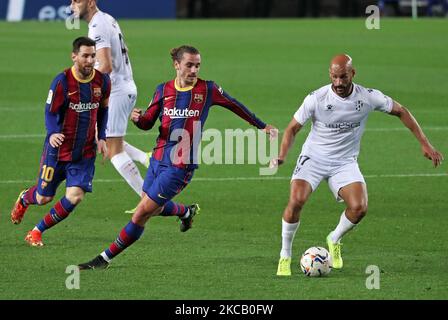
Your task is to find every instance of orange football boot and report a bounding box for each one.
[11,189,29,224]
[25,230,44,247]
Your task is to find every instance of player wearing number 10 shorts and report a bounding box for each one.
[10,37,111,247]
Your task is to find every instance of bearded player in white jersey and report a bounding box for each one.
[71,0,149,211]
[275,54,444,276]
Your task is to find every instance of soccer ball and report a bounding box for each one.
[300,246,332,277]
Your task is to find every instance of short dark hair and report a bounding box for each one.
[170,45,200,62]
[72,37,96,54]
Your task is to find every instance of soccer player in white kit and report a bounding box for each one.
[275,54,444,276]
[71,0,149,205]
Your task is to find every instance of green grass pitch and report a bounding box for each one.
[0,18,447,300]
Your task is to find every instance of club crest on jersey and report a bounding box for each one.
[93,87,101,98]
[194,93,204,103]
[325,104,334,111]
[355,100,364,111]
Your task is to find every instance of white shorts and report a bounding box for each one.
[291,155,365,202]
[106,92,137,138]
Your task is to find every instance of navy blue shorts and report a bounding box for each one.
[37,145,96,197]
[143,158,194,206]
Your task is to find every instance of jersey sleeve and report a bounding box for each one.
[211,82,266,129]
[46,74,67,113]
[136,86,163,130]
[45,74,67,135]
[88,21,111,50]
[367,88,393,113]
[101,73,112,102]
[293,93,316,125]
[97,73,111,140]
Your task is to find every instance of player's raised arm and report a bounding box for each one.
[389,100,444,167]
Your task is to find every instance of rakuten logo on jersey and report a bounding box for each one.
[164,107,199,119]
[69,102,100,112]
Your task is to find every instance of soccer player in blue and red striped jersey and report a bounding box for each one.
[10,37,110,247]
[78,45,277,269]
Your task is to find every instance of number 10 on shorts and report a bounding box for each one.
[41,165,55,182]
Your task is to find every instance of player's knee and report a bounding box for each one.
[132,207,160,225]
[289,195,307,212]
[107,139,124,158]
[65,193,84,205]
[132,213,148,226]
[350,203,368,219]
[36,194,53,205]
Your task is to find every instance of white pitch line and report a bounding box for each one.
[0,132,158,139]
[0,173,446,185]
[365,127,448,132]
[0,127,447,139]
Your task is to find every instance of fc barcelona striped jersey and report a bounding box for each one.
[44,67,111,162]
[136,78,267,169]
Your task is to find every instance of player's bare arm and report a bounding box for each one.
[97,139,107,161]
[389,100,444,167]
[95,47,113,74]
[274,118,303,166]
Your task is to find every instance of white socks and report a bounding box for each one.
[100,251,111,262]
[330,211,357,243]
[181,209,190,220]
[280,219,300,258]
[111,152,144,196]
[279,211,357,259]
[123,141,148,166]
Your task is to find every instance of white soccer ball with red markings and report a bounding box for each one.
[300,247,332,277]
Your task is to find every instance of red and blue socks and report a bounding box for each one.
[21,185,38,206]
[160,201,190,218]
[101,221,144,262]
[36,196,76,232]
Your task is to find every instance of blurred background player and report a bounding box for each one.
[77,45,277,269]
[71,0,150,211]
[274,54,444,276]
[10,37,110,246]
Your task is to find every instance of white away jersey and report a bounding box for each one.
[88,11,135,95]
[293,83,393,162]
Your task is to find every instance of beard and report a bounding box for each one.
[333,83,352,96]
[80,66,93,78]
[72,7,86,20]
